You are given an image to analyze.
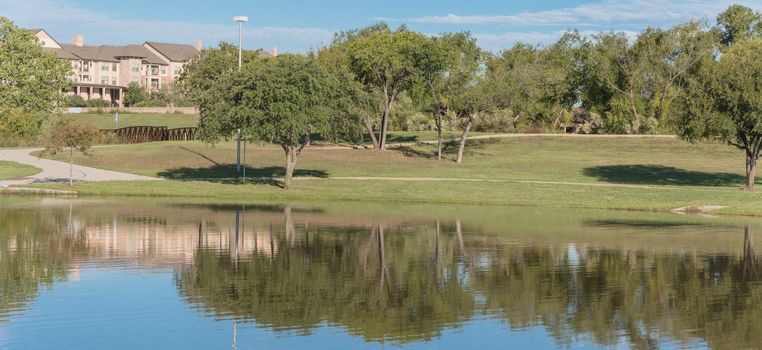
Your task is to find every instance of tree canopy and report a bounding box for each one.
[672,37,762,191]
[0,17,70,142]
[231,55,361,188]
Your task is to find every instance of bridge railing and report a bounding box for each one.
[101,126,198,143]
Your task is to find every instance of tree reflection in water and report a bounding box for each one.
[174,207,762,348]
[1,202,761,348]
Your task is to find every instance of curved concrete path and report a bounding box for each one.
[0,148,159,187]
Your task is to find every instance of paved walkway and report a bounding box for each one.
[0,148,159,187]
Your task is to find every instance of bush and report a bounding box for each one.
[124,82,148,107]
[85,99,109,108]
[64,95,87,107]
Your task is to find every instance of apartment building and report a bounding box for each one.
[29,29,201,107]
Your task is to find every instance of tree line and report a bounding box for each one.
[177,5,762,190]
[3,5,762,190]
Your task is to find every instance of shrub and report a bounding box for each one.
[85,99,109,108]
[64,95,87,107]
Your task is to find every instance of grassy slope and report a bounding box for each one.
[28,135,762,215]
[0,160,41,180]
[38,136,747,186]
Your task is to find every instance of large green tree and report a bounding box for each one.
[0,18,70,141]
[415,33,481,160]
[672,38,762,191]
[578,23,712,134]
[451,63,497,164]
[178,42,249,143]
[233,55,361,189]
[343,25,428,150]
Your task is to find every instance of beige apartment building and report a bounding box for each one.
[29,29,202,107]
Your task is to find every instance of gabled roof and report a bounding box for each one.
[43,47,78,60]
[145,42,200,62]
[59,44,167,65]
[27,28,42,35]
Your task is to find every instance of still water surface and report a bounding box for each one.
[0,198,760,349]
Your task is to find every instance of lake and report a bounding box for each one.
[0,197,760,349]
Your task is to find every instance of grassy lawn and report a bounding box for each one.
[0,160,41,180]
[38,136,749,187]
[27,134,762,215]
[59,113,200,129]
[29,178,762,216]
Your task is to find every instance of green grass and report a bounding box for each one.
[28,178,762,216]
[27,135,762,215]
[38,136,750,187]
[0,160,41,180]
[60,113,199,129]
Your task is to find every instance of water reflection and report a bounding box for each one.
[0,200,761,349]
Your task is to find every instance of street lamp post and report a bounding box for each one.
[233,16,248,177]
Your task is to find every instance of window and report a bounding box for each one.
[101,63,109,71]
[81,75,90,82]
[150,65,159,75]
[112,63,118,71]
[82,62,90,72]
[112,78,117,85]
[151,78,159,89]
[101,76,108,85]
[131,62,140,73]
[173,66,182,75]
[160,67,167,76]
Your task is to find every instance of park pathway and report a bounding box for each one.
[0,148,159,187]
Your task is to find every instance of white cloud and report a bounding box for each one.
[0,0,334,52]
[411,0,762,26]
[474,30,640,52]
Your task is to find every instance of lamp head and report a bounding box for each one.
[233,16,249,23]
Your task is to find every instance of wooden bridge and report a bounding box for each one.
[102,126,198,143]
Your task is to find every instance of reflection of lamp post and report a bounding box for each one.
[233,16,248,176]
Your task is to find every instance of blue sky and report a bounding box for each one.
[2,0,762,52]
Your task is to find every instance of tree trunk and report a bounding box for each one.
[746,153,758,192]
[68,148,73,186]
[435,113,443,161]
[551,111,562,132]
[284,147,298,189]
[379,100,392,150]
[456,114,475,164]
[365,117,379,149]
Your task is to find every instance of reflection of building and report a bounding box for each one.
[80,220,277,268]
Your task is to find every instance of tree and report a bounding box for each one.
[578,24,713,134]
[415,33,481,160]
[123,82,147,107]
[178,43,243,143]
[672,38,762,191]
[451,65,496,164]
[235,55,361,189]
[0,18,70,141]
[717,4,762,46]
[344,26,428,150]
[43,118,101,186]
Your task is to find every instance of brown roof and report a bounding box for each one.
[43,47,78,60]
[59,44,167,65]
[27,29,43,35]
[145,42,199,62]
